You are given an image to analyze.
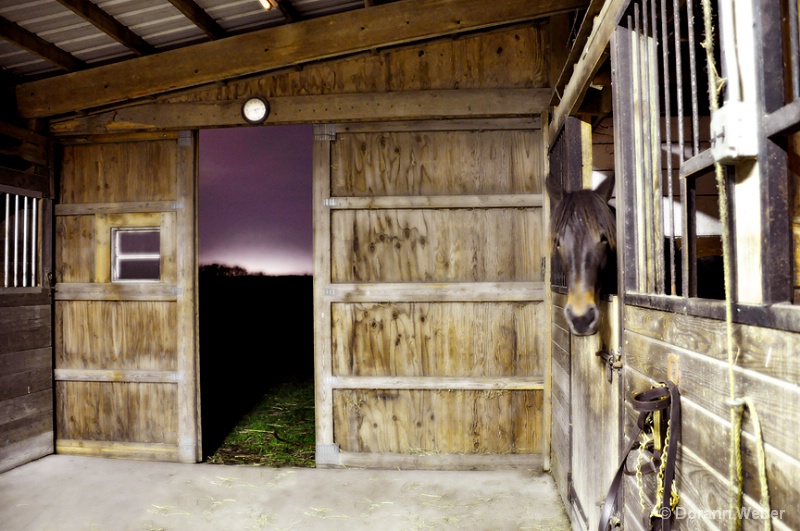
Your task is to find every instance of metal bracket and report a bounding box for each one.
[596,348,622,383]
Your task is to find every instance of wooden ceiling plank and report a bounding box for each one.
[166,0,228,40]
[55,0,156,56]
[16,0,589,119]
[0,15,86,72]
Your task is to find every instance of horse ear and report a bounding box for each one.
[594,175,615,202]
[545,174,564,203]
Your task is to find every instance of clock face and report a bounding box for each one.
[242,97,269,124]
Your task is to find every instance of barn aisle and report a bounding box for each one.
[0,455,569,530]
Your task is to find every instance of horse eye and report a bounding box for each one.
[599,235,609,245]
[555,239,562,249]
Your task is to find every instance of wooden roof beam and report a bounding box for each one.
[166,0,228,40]
[17,0,589,119]
[0,15,86,72]
[55,0,156,56]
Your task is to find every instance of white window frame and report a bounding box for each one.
[111,227,161,283]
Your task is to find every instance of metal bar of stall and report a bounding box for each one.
[13,194,19,288]
[639,1,656,294]
[647,0,665,295]
[633,6,649,293]
[789,0,800,101]
[3,194,8,288]
[22,196,28,287]
[31,198,37,286]
[673,0,690,297]
[661,0,677,295]
[686,0,700,156]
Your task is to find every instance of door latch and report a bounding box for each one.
[596,348,622,383]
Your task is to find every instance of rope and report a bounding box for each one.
[698,1,771,529]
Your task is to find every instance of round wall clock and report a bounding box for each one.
[241,96,270,124]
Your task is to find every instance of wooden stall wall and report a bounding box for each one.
[620,310,800,531]
[314,119,547,469]
[0,123,53,473]
[53,132,200,463]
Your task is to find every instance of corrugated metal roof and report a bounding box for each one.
[0,0,397,82]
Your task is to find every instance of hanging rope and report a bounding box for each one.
[698,1,772,529]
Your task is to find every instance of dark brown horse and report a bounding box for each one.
[546,175,616,336]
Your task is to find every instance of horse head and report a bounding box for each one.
[546,175,616,336]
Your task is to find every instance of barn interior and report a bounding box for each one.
[2,1,800,531]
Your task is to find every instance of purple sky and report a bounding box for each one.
[198,125,314,275]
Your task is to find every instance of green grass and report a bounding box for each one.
[207,380,316,467]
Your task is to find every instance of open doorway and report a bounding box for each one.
[197,125,314,462]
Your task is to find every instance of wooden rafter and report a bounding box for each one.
[166,0,228,40]
[0,15,86,72]
[55,0,156,56]
[17,0,589,118]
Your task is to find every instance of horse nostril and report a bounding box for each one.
[565,304,600,336]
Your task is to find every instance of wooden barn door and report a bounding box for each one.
[53,131,200,463]
[313,119,547,469]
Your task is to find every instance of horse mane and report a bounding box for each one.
[550,189,617,249]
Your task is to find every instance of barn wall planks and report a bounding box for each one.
[164,25,548,104]
[53,133,200,463]
[0,303,54,473]
[0,147,54,473]
[620,305,800,531]
[316,119,546,468]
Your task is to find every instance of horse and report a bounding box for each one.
[546,174,616,336]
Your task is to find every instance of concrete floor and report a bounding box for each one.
[0,455,570,531]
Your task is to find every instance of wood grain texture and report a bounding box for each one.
[55,381,178,444]
[332,302,543,378]
[333,389,542,454]
[331,208,543,282]
[56,301,177,371]
[59,141,177,204]
[331,129,542,197]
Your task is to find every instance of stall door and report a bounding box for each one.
[54,132,200,463]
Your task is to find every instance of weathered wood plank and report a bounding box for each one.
[327,194,544,210]
[56,301,177,371]
[54,369,179,383]
[331,376,544,390]
[50,90,550,134]
[54,283,179,301]
[331,208,543,283]
[55,381,178,444]
[331,129,543,197]
[549,0,630,139]
[18,0,588,118]
[332,302,544,378]
[55,201,182,216]
[0,431,53,474]
[326,281,545,303]
[625,304,800,386]
[59,141,178,204]
[333,389,543,454]
[0,306,51,355]
[55,439,179,461]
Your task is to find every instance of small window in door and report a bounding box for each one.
[112,228,161,282]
